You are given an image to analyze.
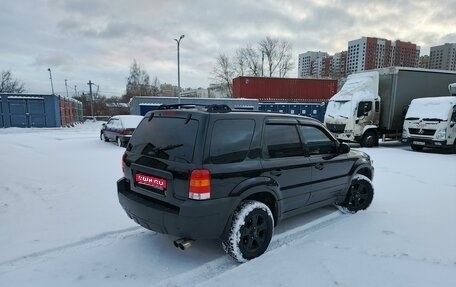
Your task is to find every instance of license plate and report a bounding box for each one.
[412,141,425,146]
[135,173,167,190]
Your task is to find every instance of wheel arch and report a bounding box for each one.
[221,184,282,241]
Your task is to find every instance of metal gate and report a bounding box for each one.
[0,101,3,127]
[8,97,46,127]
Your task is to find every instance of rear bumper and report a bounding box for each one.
[117,178,237,240]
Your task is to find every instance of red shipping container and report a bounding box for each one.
[233,76,338,102]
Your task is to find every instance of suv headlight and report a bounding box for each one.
[435,128,446,140]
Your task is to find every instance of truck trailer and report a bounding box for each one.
[232,76,338,102]
[324,67,456,147]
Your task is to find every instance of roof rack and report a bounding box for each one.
[157,104,232,113]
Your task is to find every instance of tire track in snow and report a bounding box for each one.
[0,226,143,272]
[154,210,346,287]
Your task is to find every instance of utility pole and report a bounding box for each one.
[88,80,95,121]
[65,79,69,97]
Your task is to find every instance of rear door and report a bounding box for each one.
[260,118,312,214]
[105,118,117,140]
[126,112,203,203]
[299,124,352,203]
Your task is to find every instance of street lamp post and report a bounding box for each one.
[47,68,55,95]
[174,34,185,104]
[65,79,69,97]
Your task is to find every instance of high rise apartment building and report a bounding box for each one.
[298,51,328,77]
[298,37,420,79]
[346,37,419,74]
[429,43,456,71]
[332,51,347,78]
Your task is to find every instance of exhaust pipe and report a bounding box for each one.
[173,238,193,250]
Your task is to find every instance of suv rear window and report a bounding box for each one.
[129,117,199,163]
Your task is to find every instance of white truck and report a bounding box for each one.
[324,67,456,147]
[401,84,456,153]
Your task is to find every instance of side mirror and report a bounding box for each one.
[339,143,350,154]
[102,123,107,128]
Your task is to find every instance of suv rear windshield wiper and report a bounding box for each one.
[154,144,184,152]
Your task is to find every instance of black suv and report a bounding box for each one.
[117,104,374,262]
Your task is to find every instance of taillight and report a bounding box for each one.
[123,129,134,135]
[122,153,127,173]
[189,169,211,200]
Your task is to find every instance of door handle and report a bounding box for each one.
[314,163,324,170]
[270,169,282,176]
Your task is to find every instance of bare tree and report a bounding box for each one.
[122,60,153,102]
[0,70,26,93]
[259,37,294,77]
[151,76,161,96]
[278,51,294,77]
[242,45,262,76]
[234,48,247,77]
[211,53,234,97]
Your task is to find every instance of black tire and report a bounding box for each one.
[101,133,109,142]
[360,131,377,147]
[411,144,423,151]
[224,200,274,263]
[339,174,374,212]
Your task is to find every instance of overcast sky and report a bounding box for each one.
[2,0,455,97]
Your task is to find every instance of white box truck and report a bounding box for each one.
[324,67,456,147]
[401,84,456,153]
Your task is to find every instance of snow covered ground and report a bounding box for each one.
[0,121,455,286]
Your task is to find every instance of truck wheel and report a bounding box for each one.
[411,144,423,152]
[360,131,377,147]
[338,174,374,212]
[223,200,274,263]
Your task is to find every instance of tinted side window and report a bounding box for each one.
[300,125,337,155]
[210,119,255,164]
[263,124,303,158]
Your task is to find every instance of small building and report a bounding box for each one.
[0,93,83,128]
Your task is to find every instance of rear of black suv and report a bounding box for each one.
[117,105,374,262]
[117,108,242,239]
